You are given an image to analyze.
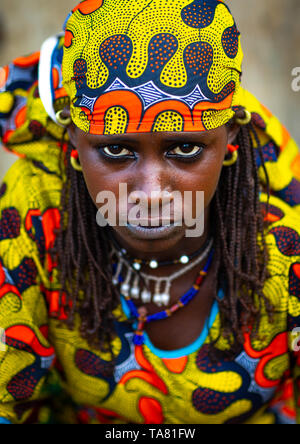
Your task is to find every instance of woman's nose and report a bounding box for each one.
[128,163,174,219]
[131,160,173,197]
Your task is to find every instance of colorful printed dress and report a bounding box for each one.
[0,39,300,424]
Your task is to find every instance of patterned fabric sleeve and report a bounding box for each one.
[266,196,300,423]
[288,245,300,424]
[259,195,300,424]
[0,158,60,424]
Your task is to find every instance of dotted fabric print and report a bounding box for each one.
[152,111,184,132]
[104,106,128,135]
[62,0,243,135]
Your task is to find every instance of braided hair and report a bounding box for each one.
[50,107,273,358]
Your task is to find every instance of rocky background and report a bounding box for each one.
[0,0,299,180]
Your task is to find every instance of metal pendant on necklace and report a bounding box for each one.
[115,261,171,307]
[152,280,171,307]
[111,238,213,308]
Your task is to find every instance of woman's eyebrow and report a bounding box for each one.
[160,134,211,145]
[87,135,139,145]
[165,134,208,141]
[86,133,211,146]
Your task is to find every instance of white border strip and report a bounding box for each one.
[38,35,60,124]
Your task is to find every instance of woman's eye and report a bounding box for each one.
[168,144,204,157]
[102,145,134,158]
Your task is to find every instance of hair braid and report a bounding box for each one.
[210,115,272,353]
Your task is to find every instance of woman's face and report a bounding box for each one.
[68,124,238,259]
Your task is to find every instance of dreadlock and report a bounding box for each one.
[50,107,273,359]
[209,111,273,357]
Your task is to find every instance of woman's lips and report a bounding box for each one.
[125,222,182,240]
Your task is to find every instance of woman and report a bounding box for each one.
[0,0,300,424]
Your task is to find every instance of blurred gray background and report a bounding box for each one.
[0,0,300,181]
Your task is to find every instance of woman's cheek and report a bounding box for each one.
[79,159,109,205]
[77,148,110,201]
[185,161,223,208]
[82,165,129,213]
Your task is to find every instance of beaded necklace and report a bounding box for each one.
[112,238,213,307]
[110,235,213,270]
[122,250,214,345]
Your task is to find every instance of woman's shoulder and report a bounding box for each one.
[0,157,63,290]
[260,193,300,250]
[0,158,57,423]
[1,156,63,214]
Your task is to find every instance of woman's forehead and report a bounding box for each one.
[76,127,227,145]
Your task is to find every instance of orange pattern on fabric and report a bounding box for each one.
[93,407,123,424]
[72,0,103,15]
[41,209,61,251]
[15,106,27,129]
[52,68,60,90]
[264,213,281,223]
[162,356,188,374]
[293,264,300,279]
[291,155,300,181]
[41,287,69,320]
[13,52,40,69]
[260,103,273,119]
[280,125,291,152]
[64,30,74,49]
[139,397,164,424]
[0,263,21,301]
[5,325,55,357]
[244,332,288,389]
[85,90,234,135]
[119,345,168,395]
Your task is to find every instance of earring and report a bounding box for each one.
[223,144,239,167]
[70,149,83,172]
[235,109,252,126]
[56,110,72,127]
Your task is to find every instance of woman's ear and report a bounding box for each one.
[67,122,77,147]
[62,106,76,146]
[227,122,240,144]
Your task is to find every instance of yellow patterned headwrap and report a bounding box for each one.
[62,0,243,135]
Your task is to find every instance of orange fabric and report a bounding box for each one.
[244,332,288,389]
[73,0,103,15]
[13,52,40,68]
[162,356,188,374]
[139,397,164,424]
[5,325,55,357]
[15,106,27,128]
